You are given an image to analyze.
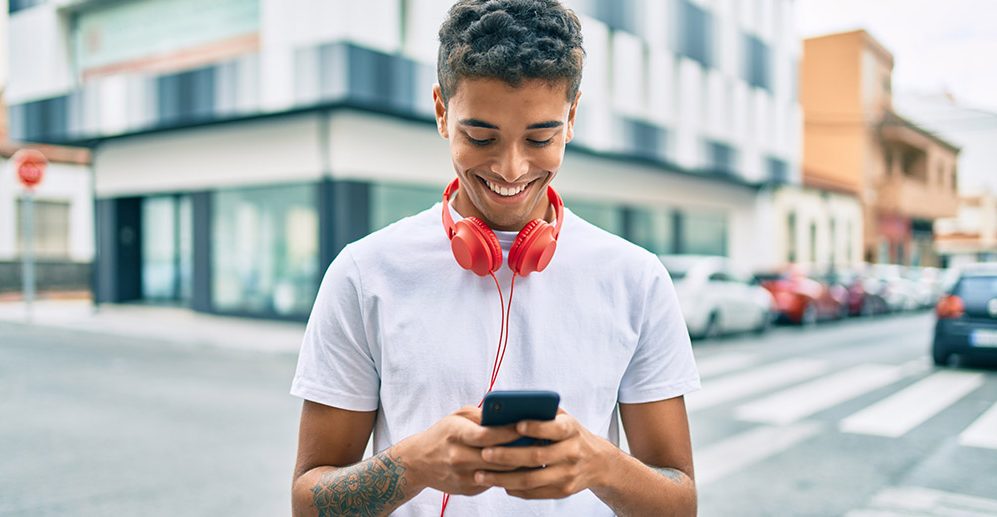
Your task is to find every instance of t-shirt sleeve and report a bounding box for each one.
[618,254,701,404]
[290,246,380,411]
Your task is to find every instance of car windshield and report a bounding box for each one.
[956,275,997,305]
[659,257,700,281]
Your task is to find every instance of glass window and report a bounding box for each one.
[678,0,714,67]
[212,184,318,317]
[565,199,624,236]
[17,198,70,258]
[787,212,797,262]
[629,207,673,254]
[744,33,771,91]
[141,195,193,303]
[681,211,727,256]
[370,183,441,232]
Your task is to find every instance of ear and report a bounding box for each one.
[432,84,449,140]
[565,90,581,144]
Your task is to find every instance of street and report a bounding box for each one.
[2,311,996,516]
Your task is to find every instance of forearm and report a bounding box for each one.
[590,448,696,517]
[293,444,426,517]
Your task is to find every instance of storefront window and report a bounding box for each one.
[565,198,624,236]
[212,184,318,317]
[681,211,728,256]
[629,207,673,255]
[141,195,192,303]
[370,183,441,231]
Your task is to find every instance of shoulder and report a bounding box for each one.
[346,203,446,262]
[561,208,665,277]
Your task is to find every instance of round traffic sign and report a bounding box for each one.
[12,149,48,189]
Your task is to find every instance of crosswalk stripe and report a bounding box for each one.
[735,363,920,425]
[695,352,758,379]
[846,486,997,517]
[840,370,985,438]
[687,358,827,412]
[695,422,822,485]
[959,402,997,450]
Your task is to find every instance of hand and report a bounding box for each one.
[400,406,522,496]
[472,409,617,499]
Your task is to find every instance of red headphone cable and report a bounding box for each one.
[441,272,517,516]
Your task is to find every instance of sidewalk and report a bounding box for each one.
[0,298,306,354]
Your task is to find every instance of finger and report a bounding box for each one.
[515,414,576,442]
[481,439,573,468]
[457,422,521,448]
[506,486,576,500]
[454,406,482,424]
[448,445,520,472]
[475,464,568,491]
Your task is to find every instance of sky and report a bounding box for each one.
[796,0,997,113]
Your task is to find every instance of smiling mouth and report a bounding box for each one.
[478,176,535,198]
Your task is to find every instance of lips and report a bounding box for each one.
[476,176,536,200]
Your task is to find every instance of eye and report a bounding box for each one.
[528,137,555,147]
[466,136,493,147]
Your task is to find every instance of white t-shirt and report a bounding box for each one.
[291,201,700,516]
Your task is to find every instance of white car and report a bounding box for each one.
[659,255,775,339]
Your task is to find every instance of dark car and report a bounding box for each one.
[932,263,997,366]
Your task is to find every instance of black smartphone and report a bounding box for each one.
[481,390,560,447]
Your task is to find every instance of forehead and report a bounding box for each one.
[449,77,572,123]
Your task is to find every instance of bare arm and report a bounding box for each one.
[292,401,523,516]
[590,396,697,517]
[292,401,427,517]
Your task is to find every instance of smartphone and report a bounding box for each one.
[481,390,560,447]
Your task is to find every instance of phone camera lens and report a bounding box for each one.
[492,402,502,412]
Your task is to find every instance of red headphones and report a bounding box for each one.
[441,177,564,276]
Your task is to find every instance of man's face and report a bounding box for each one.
[433,78,580,231]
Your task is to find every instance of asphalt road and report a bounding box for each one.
[2,311,995,516]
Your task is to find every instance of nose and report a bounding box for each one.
[491,143,530,183]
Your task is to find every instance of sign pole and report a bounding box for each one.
[22,190,35,322]
[11,149,47,324]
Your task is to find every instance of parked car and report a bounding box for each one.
[871,264,921,312]
[756,267,848,325]
[904,266,946,309]
[827,269,890,317]
[659,255,775,339]
[932,262,997,366]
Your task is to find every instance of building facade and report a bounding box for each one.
[6,0,802,319]
[895,92,997,266]
[801,30,959,268]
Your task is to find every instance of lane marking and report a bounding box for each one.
[959,401,997,450]
[694,352,758,379]
[840,370,985,438]
[687,358,828,412]
[695,422,822,485]
[735,363,920,425]
[846,486,997,517]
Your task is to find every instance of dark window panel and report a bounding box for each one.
[705,139,739,175]
[744,33,772,91]
[9,0,44,14]
[622,117,668,161]
[678,0,713,68]
[767,155,789,184]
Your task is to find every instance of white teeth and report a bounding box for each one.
[485,179,528,197]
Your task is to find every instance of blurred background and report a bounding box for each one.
[1,0,996,516]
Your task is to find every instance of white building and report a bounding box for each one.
[6,0,802,318]
[0,0,93,295]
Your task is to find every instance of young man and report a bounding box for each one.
[290,1,700,515]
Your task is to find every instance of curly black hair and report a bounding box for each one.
[437,0,585,105]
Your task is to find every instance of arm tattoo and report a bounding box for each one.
[311,450,408,517]
[653,467,687,485]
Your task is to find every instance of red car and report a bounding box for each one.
[756,269,849,325]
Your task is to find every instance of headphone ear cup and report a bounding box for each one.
[509,220,557,276]
[451,217,502,276]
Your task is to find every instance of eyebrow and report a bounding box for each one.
[459,118,564,130]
